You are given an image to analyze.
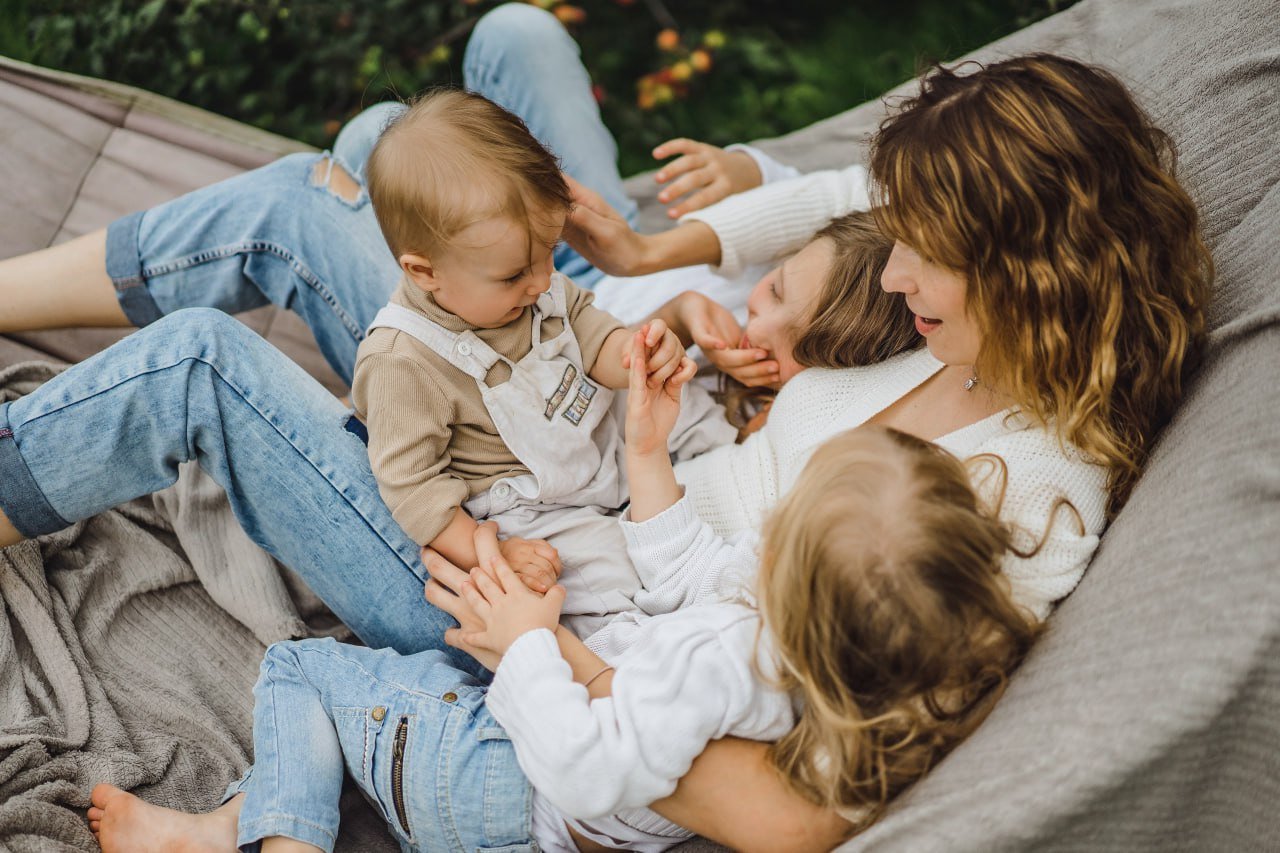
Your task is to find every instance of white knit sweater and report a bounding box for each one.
[672,348,1109,621]
[682,162,871,279]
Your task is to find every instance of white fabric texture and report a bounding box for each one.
[681,164,872,278]
[489,607,792,845]
[489,502,793,849]
[724,142,804,186]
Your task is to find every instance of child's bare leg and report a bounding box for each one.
[0,508,22,548]
[87,784,240,853]
[0,230,128,332]
[261,838,326,853]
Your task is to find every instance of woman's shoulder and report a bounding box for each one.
[966,417,1110,620]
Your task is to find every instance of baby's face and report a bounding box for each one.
[744,237,833,384]
[416,211,565,329]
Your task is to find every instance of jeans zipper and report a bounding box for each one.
[391,716,411,836]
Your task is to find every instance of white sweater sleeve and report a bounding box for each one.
[724,143,802,185]
[486,609,786,820]
[681,164,871,278]
[621,496,758,616]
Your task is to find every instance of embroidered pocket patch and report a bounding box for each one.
[544,364,578,419]
[562,379,598,426]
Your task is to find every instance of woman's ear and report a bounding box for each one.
[400,253,438,293]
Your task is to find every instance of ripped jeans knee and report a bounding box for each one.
[309,155,367,208]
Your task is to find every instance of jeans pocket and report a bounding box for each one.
[477,726,535,848]
[332,707,376,799]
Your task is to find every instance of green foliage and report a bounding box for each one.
[1,0,1074,176]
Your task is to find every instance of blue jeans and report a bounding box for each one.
[228,638,533,853]
[0,4,634,661]
[0,308,481,667]
[105,3,636,385]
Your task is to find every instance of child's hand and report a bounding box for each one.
[653,138,763,218]
[626,330,697,457]
[489,526,561,594]
[422,547,504,672]
[457,555,566,659]
[673,291,781,384]
[624,319,687,390]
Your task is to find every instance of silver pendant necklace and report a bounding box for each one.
[963,374,980,392]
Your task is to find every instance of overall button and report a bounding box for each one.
[371,706,387,721]
[456,342,473,357]
[442,692,458,704]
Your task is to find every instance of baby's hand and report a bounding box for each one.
[623,319,687,390]
[493,531,561,595]
[625,330,697,457]
[458,557,566,658]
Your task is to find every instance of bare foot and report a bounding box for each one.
[89,784,240,853]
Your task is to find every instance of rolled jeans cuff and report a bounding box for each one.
[105,210,165,326]
[0,402,69,537]
[237,814,337,853]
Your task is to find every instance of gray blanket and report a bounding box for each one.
[0,365,399,851]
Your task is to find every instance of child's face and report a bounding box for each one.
[744,237,833,383]
[402,211,565,329]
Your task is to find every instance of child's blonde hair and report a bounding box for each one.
[757,426,1039,826]
[723,210,917,426]
[366,89,572,261]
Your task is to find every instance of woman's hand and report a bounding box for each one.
[653,139,763,218]
[458,555,566,660]
[625,330,696,457]
[563,174,653,278]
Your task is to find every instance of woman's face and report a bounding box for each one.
[880,241,980,365]
[744,238,833,384]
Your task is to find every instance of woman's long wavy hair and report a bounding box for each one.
[869,54,1212,518]
[722,211,917,427]
[758,426,1040,826]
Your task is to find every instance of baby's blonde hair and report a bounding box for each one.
[757,426,1039,827]
[366,89,571,261]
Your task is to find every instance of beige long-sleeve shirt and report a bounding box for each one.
[352,276,625,545]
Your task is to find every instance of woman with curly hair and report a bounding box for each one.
[0,6,1210,846]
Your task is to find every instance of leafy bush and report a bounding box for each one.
[4,0,1072,175]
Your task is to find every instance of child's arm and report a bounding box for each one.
[430,509,561,593]
[462,553,778,822]
[623,330,693,521]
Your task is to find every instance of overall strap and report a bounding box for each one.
[530,272,572,348]
[367,303,500,382]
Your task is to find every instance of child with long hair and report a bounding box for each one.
[636,208,916,439]
[137,334,1037,853]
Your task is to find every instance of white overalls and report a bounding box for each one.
[367,274,640,638]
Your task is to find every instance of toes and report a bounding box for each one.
[90,782,121,808]
[88,806,104,820]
